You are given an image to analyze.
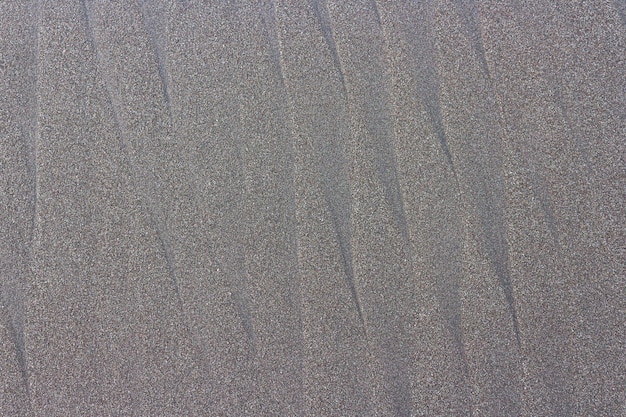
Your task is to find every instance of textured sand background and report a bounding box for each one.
[1,1,624,416]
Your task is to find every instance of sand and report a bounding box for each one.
[1,1,624,416]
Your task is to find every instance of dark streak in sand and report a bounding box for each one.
[138,0,173,121]
[80,0,189,328]
[310,0,347,96]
